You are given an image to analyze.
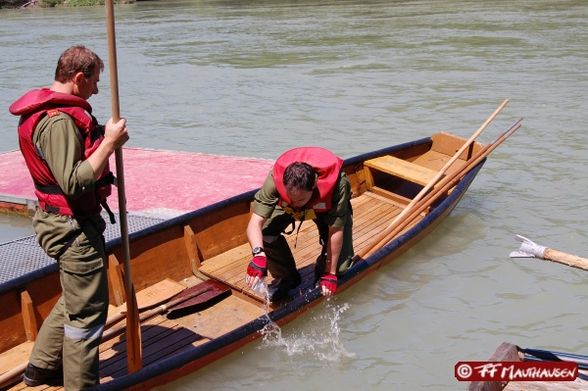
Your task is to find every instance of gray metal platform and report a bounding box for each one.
[0,213,165,286]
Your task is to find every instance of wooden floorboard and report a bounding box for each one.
[99,295,264,385]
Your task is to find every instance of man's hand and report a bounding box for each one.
[87,117,129,179]
[320,273,337,297]
[246,255,267,289]
[104,117,129,149]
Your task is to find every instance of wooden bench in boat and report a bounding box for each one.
[364,155,440,186]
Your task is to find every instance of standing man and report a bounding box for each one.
[9,45,128,389]
[245,147,354,302]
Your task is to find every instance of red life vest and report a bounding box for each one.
[273,147,343,220]
[10,88,113,218]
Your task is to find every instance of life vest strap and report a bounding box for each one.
[100,200,116,224]
[34,182,62,195]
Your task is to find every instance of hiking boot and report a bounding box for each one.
[23,363,63,387]
[269,274,301,303]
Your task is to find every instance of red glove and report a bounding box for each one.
[320,273,338,295]
[247,255,267,279]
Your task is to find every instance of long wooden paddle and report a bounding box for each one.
[358,118,522,259]
[105,0,142,373]
[510,235,588,271]
[357,100,509,259]
[0,363,27,390]
[102,279,231,341]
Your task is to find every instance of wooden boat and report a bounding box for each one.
[468,342,588,391]
[0,124,520,390]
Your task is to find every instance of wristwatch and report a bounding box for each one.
[252,246,264,256]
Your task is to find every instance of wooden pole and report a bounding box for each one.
[510,235,588,271]
[0,363,27,390]
[357,100,510,259]
[105,0,142,373]
[544,248,588,271]
[358,118,522,259]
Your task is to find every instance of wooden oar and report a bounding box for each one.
[510,234,588,271]
[102,279,230,341]
[357,100,509,259]
[105,0,142,373]
[358,118,522,259]
[0,363,27,390]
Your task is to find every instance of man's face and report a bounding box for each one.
[286,187,313,208]
[76,69,100,100]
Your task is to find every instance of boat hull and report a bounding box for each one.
[0,132,488,390]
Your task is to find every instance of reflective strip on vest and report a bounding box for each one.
[64,323,104,341]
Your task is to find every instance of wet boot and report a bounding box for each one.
[23,363,64,387]
[264,234,301,302]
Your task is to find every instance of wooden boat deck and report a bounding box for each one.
[200,190,419,302]
[5,279,265,390]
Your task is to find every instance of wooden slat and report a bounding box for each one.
[369,186,412,207]
[365,155,439,186]
[412,149,465,178]
[107,254,125,306]
[98,296,264,383]
[20,291,38,342]
[0,342,33,376]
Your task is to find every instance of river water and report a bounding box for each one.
[1,0,587,389]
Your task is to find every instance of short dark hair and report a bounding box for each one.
[54,45,104,83]
[283,162,316,191]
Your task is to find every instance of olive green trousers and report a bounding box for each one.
[30,211,109,390]
[261,206,354,284]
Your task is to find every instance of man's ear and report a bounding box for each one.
[73,72,86,84]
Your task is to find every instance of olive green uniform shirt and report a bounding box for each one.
[252,171,351,229]
[34,113,96,197]
[32,113,103,258]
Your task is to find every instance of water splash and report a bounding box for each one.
[251,279,271,310]
[259,301,355,362]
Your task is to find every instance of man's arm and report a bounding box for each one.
[246,212,267,253]
[245,212,268,289]
[321,173,352,296]
[326,226,344,275]
[36,115,128,197]
[245,172,278,289]
[85,117,128,179]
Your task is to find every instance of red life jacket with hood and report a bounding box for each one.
[10,88,114,219]
[273,146,343,221]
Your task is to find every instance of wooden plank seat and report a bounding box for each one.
[364,155,440,186]
[198,191,416,302]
